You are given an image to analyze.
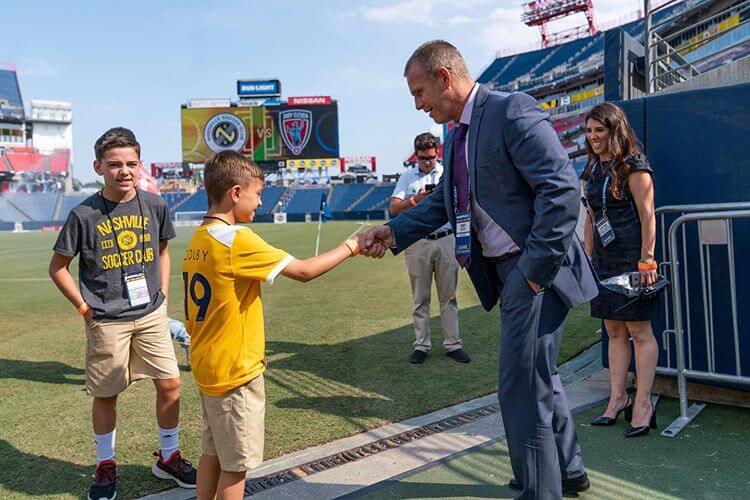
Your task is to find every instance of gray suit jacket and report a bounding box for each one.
[388,84,597,311]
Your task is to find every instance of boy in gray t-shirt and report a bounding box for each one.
[49,127,195,500]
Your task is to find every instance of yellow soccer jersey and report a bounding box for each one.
[183,223,293,396]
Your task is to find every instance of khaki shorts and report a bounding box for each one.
[200,376,266,472]
[85,302,179,397]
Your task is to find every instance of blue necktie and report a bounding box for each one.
[452,123,471,268]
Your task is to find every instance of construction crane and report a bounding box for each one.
[522,0,598,48]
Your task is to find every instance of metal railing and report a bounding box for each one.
[644,0,750,93]
[655,202,750,371]
[654,204,750,437]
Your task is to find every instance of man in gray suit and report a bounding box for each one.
[361,40,597,499]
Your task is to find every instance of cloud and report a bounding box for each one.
[362,0,435,24]
[446,15,480,26]
[360,0,492,25]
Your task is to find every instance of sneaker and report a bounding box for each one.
[409,350,428,364]
[446,348,471,363]
[152,450,197,489]
[88,459,116,500]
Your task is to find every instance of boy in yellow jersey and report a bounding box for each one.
[183,151,364,499]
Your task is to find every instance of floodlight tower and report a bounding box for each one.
[522,0,598,48]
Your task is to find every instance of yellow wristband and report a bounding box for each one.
[409,197,417,206]
[344,239,360,256]
[77,303,90,315]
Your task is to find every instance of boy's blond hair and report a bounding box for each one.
[204,151,265,207]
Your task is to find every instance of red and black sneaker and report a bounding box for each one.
[88,459,116,500]
[152,450,197,488]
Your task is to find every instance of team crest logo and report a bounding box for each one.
[117,230,138,251]
[204,113,247,153]
[279,109,312,156]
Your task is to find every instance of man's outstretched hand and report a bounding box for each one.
[360,225,395,258]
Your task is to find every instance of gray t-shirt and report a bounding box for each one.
[53,189,176,320]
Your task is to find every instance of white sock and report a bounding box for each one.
[158,425,179,460]
[94,429,116,464]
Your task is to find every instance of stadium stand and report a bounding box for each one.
[5,148,46,172]
[57,194,89,220]
[256,186,285,215]
[349,185,394,211]
[49,149,71,174]
[0,194,30,221]
[473,0,748,166]
[173,188,208,213]
[284,188,328,214]
[162,192,190,210]
[3,192,56,220]
[328,184,372,212]
[0,68,24,122]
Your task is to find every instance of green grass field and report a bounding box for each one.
[0,221,599,499]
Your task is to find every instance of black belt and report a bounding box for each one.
[489,250,522,262]
[426,229,453,240]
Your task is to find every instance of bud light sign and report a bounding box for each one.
[237,79,281,98]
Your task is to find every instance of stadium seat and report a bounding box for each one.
[2,192,57,220]
[328,184,373,212]
[174,188,208,213]
[57,194,89,220]
[284,188,328,214]
[349,185,394,211]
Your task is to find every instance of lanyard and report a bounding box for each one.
[586,161,610,215]
[101,189,147,275]
[203,215,230,225]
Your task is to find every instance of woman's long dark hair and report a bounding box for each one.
[583,102,643,200]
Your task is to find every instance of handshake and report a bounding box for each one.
[348,225,396,258]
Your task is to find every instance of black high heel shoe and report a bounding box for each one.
[591,398,632,426]
[624,403,657,437]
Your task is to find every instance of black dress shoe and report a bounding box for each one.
[508,472,590,493]
[446,348,471,363]
[625,403,657,437]
[409,350,428,364]
[591,398,632,426]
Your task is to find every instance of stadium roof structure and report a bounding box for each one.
[0,65,25,123]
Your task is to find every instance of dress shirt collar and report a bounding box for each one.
[459,83,479,126]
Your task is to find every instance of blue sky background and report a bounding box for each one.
[4,0,641,183]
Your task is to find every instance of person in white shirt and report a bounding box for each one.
[390,132,470,364]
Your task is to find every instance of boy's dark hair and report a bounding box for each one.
[414,132,438,153]
[94,127,141,161]
[204,151,265,207]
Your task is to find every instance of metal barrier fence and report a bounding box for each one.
[654,204,750,437]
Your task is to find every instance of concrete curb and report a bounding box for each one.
[141,342,606,499]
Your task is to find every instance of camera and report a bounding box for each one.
[425,183,436,192]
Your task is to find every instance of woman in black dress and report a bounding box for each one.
[582,103,659,437]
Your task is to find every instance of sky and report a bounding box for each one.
[4,0,645,183]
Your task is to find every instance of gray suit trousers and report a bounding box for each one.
[495,257,584,500]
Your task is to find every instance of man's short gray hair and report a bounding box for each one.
[404,40,472,81]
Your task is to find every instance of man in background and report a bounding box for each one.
[390,132,470,365]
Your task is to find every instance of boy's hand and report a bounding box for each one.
[80,304,94,322]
